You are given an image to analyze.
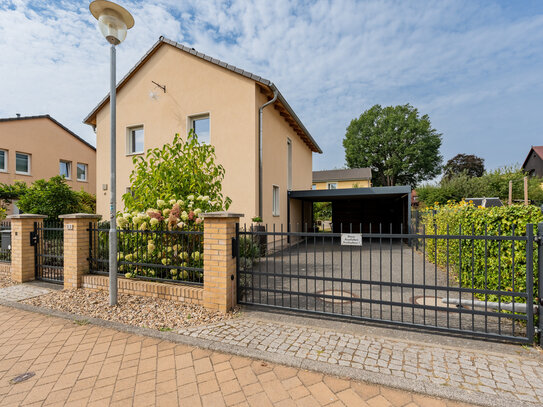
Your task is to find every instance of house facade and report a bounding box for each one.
[312,168,372,190]
[522,146,543,177]
[84,37,321,226]
[0,115,96,214]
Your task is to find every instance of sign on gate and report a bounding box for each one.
[340,233,363,246]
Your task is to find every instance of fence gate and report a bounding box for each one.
[236,223,539,344]
[33,221,64,284]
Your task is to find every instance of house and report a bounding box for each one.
[464,197,503,208]
[312,168,372,190]
[83,37,321,226]
[522,146,543,177]
[0,115,96,214]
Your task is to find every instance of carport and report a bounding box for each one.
[288,186,411,233]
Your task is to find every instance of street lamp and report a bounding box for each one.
[90,1,134,306]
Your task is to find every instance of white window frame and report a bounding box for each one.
[311,184,317,190]
[327,182,337,190]
[0,149,7,172]
[188,113,211,144]
[77,163,88,182]
[15,152,31,175]
[126,125,144,155]
[287,138,292,190]
[59,160,72,179]
[272,185,280,217]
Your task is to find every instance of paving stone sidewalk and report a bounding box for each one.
[180,317,543,405]
[0,306,470,407]
[0,285,50,302]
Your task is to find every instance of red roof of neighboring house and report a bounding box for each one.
[522,146,543,169]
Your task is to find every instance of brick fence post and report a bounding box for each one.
[59,213,102,289]
[201,212,243,313]
[7,214,47,283]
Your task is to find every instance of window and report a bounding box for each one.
[127,126,144,154]
[190,115,210,144]
[59,160,72,179]
[311,184,317,190]
[272,185,280,216]
[327,182,337,190]
[287,138,292,190]
[15,152,30,175]
[77,163,88,181]
[0,150,6,172]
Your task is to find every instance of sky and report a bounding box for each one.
[1,0,542,176]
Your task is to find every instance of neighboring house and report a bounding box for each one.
[464,197,503,208]
[0,115,96,214]
[84,37,321,226]
[522,146,543,177]
[312,168,372,190]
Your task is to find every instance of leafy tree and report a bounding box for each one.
[123,130,231,212]
[0,181,27,208]
[343,104,443,187]
[313,202,332,221]
[443,154,485,179]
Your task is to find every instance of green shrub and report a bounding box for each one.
[421,202,543,303]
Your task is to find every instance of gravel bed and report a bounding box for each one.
[0,269,17,289]
[23,289,239,331]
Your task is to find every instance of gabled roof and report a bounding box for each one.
[83,37,322,153]
[522,146,543,169]
[313,168,372,183]
[0,114,95,151]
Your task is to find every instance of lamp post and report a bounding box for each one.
[90,1,134,306]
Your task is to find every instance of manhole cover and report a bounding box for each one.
[317,290,358,304]
[10,372,35,384]
[412,296,468,309]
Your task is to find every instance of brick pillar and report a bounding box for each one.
[201,212,243,313]
[59,213,102,289]
[7,214,47,283]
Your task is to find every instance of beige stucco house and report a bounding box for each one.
[84,37,321,226]
[0,115,96,214]
[312,168,372,190]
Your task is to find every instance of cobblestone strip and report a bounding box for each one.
[179,318,543,404]
[0,285,50,302]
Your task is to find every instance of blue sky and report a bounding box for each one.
[1,0,542,177]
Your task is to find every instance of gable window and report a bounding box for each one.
[59,160,72,179]
[189,114,210,144]
[272,185,280,216]
[0,150,6,172]
[327,182,337,190]
[127,126,144,154]
[15,152,30,175]
[287,138,292,190]
[77,163,88,181]
[311,184,316,190]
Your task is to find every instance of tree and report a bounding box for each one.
[343,104,443,187]
[123,130,231,212]
[443,154,485,179]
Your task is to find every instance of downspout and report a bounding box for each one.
[258,87,278,218]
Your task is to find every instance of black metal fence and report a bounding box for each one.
[88,224,204,285]
[237,222,537,343]
[34,220,64,283]
[0,221,10,263]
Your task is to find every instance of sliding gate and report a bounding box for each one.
[237,223,539,343]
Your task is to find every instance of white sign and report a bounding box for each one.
[341,233,363,246]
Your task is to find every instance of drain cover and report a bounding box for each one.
[10,372,35,384]
[317,290,358,304]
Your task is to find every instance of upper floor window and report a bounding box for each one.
[77,163,88,182]
[190,114,210,144]
[311,184,317,190]
[287,138,292,190]
[59,160,72,179]
[15,152,30,175]
[127,126,144,155]
[272,185,280,216]
[0,150,6,172]
[327,182,337,190]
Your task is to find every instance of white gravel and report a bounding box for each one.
[23,289,239,331]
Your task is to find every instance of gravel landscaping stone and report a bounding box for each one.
[22,288,239,330]
[0,269,17,288]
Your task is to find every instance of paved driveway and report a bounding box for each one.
[0,306,471,406]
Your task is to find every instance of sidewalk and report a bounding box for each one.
[0,305,469,407]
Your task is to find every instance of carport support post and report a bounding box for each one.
[201,212,243,313]
[59,214,102,290]
[7,214,47,283]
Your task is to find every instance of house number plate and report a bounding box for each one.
[340,233,363,246]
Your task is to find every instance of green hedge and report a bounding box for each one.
[421,202,543,303]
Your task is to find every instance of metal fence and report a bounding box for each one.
[88,224,204,285]
[34,220,64,283]
[237,222,537,343]
[0,221,10,263]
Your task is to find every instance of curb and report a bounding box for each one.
[0,299,536,407]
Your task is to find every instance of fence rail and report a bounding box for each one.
[0,221,10,263]
[88,224,204,285]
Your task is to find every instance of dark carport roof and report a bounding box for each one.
[288,186,411,201]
